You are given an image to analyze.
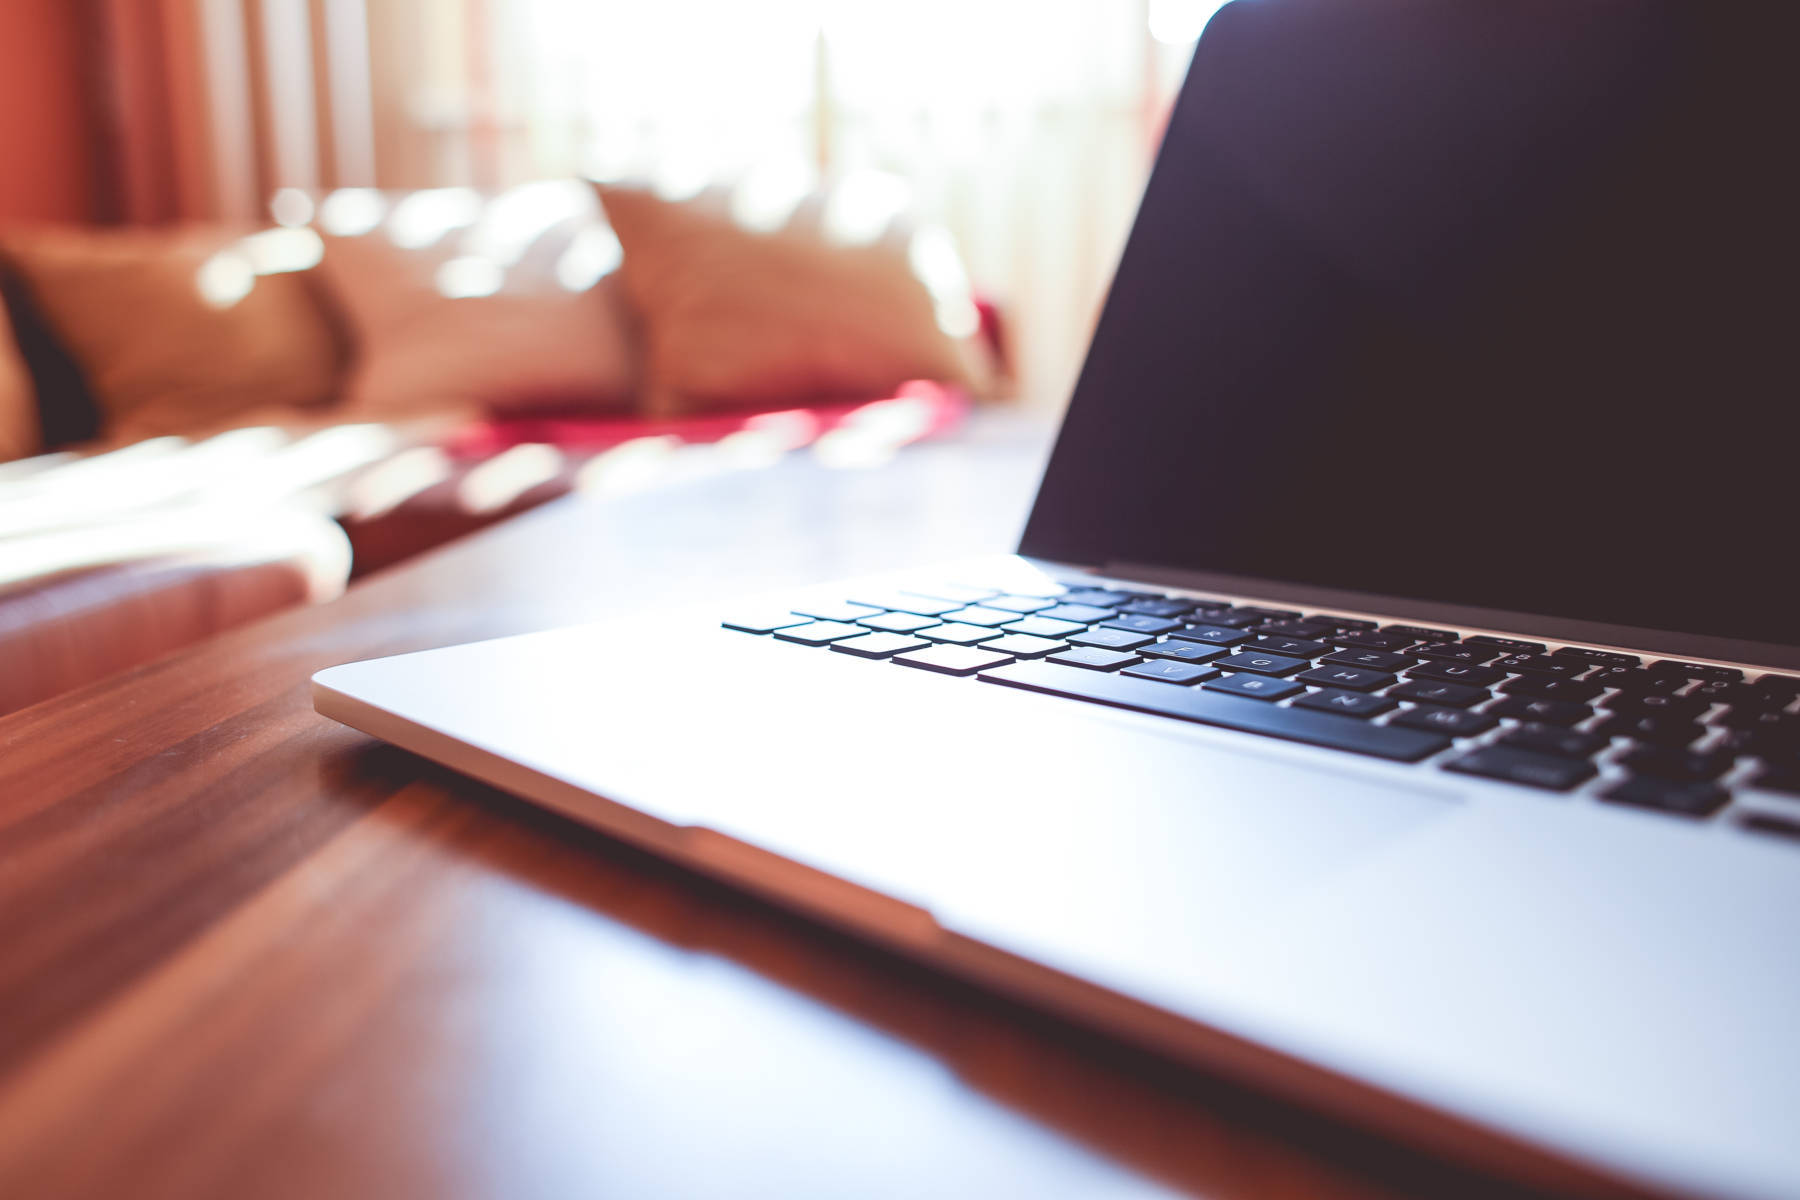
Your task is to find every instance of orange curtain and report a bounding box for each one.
[95,0,378,225]
[0,2,104,224]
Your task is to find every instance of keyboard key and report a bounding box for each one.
[1715,708,1800,739]
[1717,730,1795,762]
[1247,636,1330,659]
[1069,627,1156,651]
[1295,665,1396,692]
[1755,675,1800,704]
[1232,606,1303,621]
[1383,624,1459,642]
[980,634,1068,659]
[1304,615,1379,632]
[980,661,1451,761]
[1047,646,1143,671]
[1465,635,1547,654]
[1586,666,1687,693]
[1061,588,1135,608]
[1003,615,1086,639]
[1141,640,1228,663]
[1748,769,1800,797]
[1292,689,1397,718]
[856,611,943,634]
[830,633,930,659]
[1739,811,1800,841]
[1407,660,1506,687]
[1491,654,1589,679]
[792,601,885,622]
[942,606,1021,627]
[1171,624,1253,647]
[1592,713,1706,748]
[1551,646,1640,667]
[1121,659,1219,685]
[1715,717,1800,760]
[918,622,1004,645]
[723,613,812,634]
[893,644,1015,676]
[1443,746,1596,792]
[1391,706,1497,737]
[1253,620,1336,640]
[773,620,868,646]
[1498,725,1606,759]
[983,594,1057,614]
[963,579,1066,599]
[1321,649,1416,672]
[1488,696,1595,727]
[1203,673,1304,701]
[1759,743,1800,768]
[901,583,997,604]
[1038,603,1116,624]
[1649,660,1743,683]
[849,592,964,617]
[1214,651,1310,677]
[1329,631,1419,652]
[1617,746,1732,781]
[1103,614,1184,635]
[1190,609,1262,628]
[1685,681,1780,710]
[1599,776,1728,818]
[1390,679,1489,708]
[1117,598,1196,618]
[1499,676,1604,703]
[1601,692,1710,721]
[1413,643,1500,665]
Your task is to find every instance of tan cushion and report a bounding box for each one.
[0,505,349,718]
[1,226,341,443]
[0,298,37,462]
[315,188,635,419]
[595,181,985,417]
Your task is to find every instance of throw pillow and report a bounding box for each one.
[594,180,987,417]
[0,293,37,461]
[0,226,341,443]
[313,185,635,419]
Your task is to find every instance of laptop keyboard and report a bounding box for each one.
[725,581,1800,824]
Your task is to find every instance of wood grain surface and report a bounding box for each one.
[0,425,1544,1200]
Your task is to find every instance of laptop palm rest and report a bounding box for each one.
[316,612,1800,1197]
[315,620,1452,989]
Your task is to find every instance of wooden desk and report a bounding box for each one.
[0,425,1534,1200]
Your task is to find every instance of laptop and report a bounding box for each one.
[314,2,1800,1196]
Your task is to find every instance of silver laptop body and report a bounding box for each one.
[317,3,1800,1196]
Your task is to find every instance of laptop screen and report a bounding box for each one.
[1020,0,1797,647]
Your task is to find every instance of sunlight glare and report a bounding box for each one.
[318,188,386,236]
[742,408,821,450]
[822,171,910,246]
[239,228,325,274]
[463,180,590,266]
[458,443,564,514]
[195,250,256,309]
[1148,0,1232,44]
[435,255,505,299]
[729,158,817,233]
[575,436,681,495]
[555,225,623,291]
[389,187,483,249]
[347,446,454,519]
[269,187,315,227]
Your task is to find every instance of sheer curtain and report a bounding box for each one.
[106,0,1219,408]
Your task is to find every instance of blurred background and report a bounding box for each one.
[0,0,1227,718]
[1,0,1223,409]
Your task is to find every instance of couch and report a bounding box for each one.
[0,178,999,718]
